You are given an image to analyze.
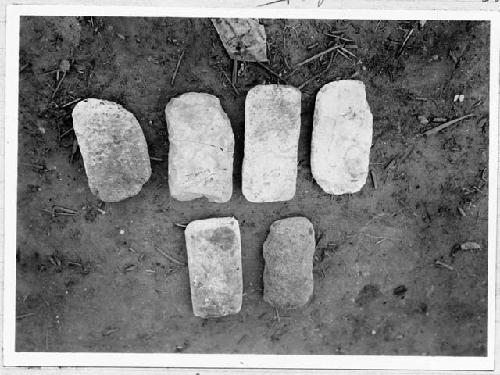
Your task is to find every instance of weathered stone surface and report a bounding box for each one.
[242,85,301,202]
[211,18,268,62]
[263,217,315,309]
[165,93,234,203]
[72,98,151,202]
[311,80,373,195]
[185,217,242,318]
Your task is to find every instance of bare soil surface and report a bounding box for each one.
[16,17,489,355]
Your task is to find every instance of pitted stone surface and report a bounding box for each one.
[72,98,151,202]
[165,92,234,203]
[242,85,301,202]
[211,18,268,62]
[263,217,315,309]
[311,80,373,195]
[185,217,242,318]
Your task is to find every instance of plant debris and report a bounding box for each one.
[424,114,475,136]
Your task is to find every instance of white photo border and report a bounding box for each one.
[3,5,499,370]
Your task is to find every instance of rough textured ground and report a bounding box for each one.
[16,17,489,355]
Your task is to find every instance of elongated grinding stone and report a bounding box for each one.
[242,85,301,202]
[72,98,151,202]
[263,217,315,309]
[311,80,373,195]
[185,217,242,318]
[165,93,234,203]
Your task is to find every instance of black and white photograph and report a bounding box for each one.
[2,4,498,371]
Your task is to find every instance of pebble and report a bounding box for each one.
[263,217,315,309]
[165,92,234,203]
[311,80,373,195]
[72,98,151,202]
[242,85,301,202]
[185,217,242,318]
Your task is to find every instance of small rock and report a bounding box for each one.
[263,217,315,309]
[460,241,481,250]
[242,85,301,202]
[418,115,429,125]
[165,92,234,203]
[185,217,242,318]
[451,241,482,257]
[211,18,268,62]
[311,80,373,195]
[59,59,71,73]
[72,98,151,202]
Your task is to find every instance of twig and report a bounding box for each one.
[396,28,414,57]
[171,50,185,86]
[61,97,82,108]
[220,70,240,95]
[41,205,77,217]
[255,62,289,84]
[434,260,454,271]
[370,170,378,189]
[324,33,353,43]
[102,328,120,336]
[296,45,340,67]
[53,205,77,214]
[297,50,335,90]
[298,72,321,90]
[337,48,353,62]
[149,156,163,162]
[424,114,474,136]
[51,71,67,99]
[327,30,346,35]
[232,59,238,85]
[16,312,35,320]
[155,247,186,266]
[59,127,73,140]
[339,47,358,61]
[19,63,30,73]
[174,222,188,228]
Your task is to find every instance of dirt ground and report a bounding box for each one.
[15,17,489,355]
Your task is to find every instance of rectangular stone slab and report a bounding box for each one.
[165,92,234,203]
[185,217,242,318]
[72,98,151,202]
[263,217,315,309]
[311,80,373,195]
[242,85,301,202]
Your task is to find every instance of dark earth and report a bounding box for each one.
[16,17,489,355]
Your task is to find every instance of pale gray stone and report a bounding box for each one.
[242,85,301,202]
[72,98,151,202]
[165,93,234,203]
[211,18,268,62]
[311,80,373,195]
[185,217,242,318]
[263,217,315,309]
